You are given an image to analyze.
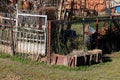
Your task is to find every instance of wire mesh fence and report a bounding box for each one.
[50,17,120,56]
[50,21,85,55]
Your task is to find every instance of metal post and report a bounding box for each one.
[9,7,15,56]
[14,4,18,55]
[47,21,51,64]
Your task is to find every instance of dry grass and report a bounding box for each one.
[0,52,120,80]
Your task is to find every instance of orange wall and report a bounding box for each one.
[64,0,106,12]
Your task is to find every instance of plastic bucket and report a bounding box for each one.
[115,6,120,13]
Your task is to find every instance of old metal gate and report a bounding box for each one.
[14,10,47,59]
[0,12,16,55]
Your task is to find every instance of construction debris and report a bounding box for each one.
[51,49,102,67]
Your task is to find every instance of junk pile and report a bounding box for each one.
[51,49,102,67]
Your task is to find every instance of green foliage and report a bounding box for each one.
[51,22,88,55]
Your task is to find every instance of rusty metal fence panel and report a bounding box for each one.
[0,12,16,54]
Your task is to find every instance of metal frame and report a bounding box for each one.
[0,8,48,59]
[14,10,47,58]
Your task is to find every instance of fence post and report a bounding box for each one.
[9,7,15,56]
[14,4,18,55]
[47,21,51,64]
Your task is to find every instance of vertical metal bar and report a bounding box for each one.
[47,21,51,64]
[28,29,31,58]
[18,15,21,57]
[6,29,8,53]
[35,32,41,61]
[40,31,42,58]
[44,16,47,56]
[27,28,30,59]
[25,28,28,58]
[36,30,39,60]
[19,26,22,58]
[31,29,34,60]
[15,4,18,55]
[1,30,3,52]
[9,8,15,56]
[3,29,5,53]
[23,27,29,58]
[4,29,6,53]
[1,13,4,53]
[21,24,23,58]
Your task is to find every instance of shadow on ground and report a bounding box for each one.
[102,55,112,63]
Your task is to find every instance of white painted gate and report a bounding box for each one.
[14,10,47,56]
